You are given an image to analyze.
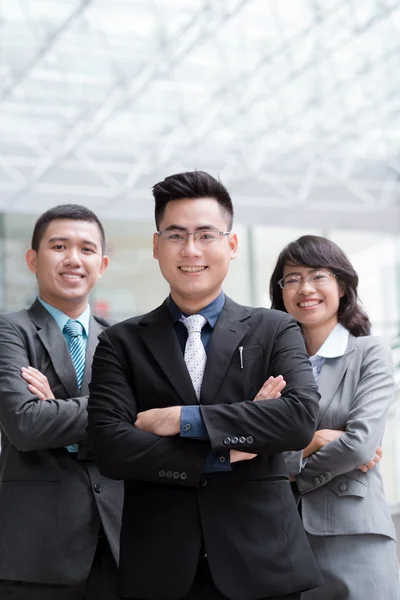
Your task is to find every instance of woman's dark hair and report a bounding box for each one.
[269,235,371,337]
[152,170,234,230]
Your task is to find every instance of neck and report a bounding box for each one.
[39,294,88,320]
[301,319,339,356]
[171,289,221,315]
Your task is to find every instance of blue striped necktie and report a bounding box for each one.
[63,319,86,389]
[63,319,86,453]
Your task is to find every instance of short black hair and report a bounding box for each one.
[152,171,234,230]
[31,204,106,254]
[269,235,371,337]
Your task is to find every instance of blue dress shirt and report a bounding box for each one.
[38,297,91,452]
[167,292,231,473]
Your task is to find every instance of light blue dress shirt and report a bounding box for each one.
[38,297,91,452]
[309,323,349,382]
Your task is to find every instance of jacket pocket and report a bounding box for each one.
[326,474,368,498]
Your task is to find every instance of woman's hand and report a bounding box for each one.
[254,375,286,401]
[303,429,344,458]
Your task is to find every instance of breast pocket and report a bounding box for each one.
[220,345,263,403]
[230,344,262,366]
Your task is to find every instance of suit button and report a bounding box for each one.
[324,472,331,479]
[93,483,102,493]
[166,471,173,479]
[200,476,208,487]
[339,483,347,492]
[180,472,187,480]
[319,475,326,483]
[183,423,191,432]
[313,476,320,485]
[173,471,180,479]
[238,436,246,444]
[219,456,226,463]
[223,437,231,445]
[246,436,254,444]
[158,470,166,478]
[231,436,239,444]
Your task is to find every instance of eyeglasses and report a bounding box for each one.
[157,229,231,246]
[278,271,336,289]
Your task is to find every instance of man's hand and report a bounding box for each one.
[359,446,382,472]
[21,366,55,400]
[134,407,181,436]
[230,450,258,463]
[254,375,286,401]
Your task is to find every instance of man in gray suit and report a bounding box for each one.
[0,205,123,599]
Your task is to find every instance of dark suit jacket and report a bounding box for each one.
[0,300,123,585]
[88,297,323,600]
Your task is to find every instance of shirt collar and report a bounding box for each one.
[167,291,225,328]
[312,322,349,360]
[37,297,91,336]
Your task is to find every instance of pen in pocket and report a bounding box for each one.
[238,346,244,369]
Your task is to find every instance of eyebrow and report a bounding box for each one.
[47,236,98,249]
[162,224,220,232]
[283,268,324,277]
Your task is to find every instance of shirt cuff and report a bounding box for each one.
[203,450,232,473]
[180,405,209,440]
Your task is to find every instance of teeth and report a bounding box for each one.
[299,301,320,307]
[180,266,205,273]
[62,274,81,279]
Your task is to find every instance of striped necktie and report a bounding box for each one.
[63,319,85,453]
[182,314,207,401]
[63,319,86,389]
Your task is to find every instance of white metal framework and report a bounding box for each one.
[0,0,399,230]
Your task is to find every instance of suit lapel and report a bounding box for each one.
[28,299,79,398]
[139,301,198,405]
[317,336,355,423]
[200,297,251,405]
[81,315,104,395]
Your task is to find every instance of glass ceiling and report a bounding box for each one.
[0,0,399,230]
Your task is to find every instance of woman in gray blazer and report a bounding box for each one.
[267,234,399,599]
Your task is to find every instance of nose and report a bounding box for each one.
[297,279,316,294]
[63,248,82,267]
[180,236,202,257]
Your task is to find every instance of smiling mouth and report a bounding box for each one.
[298,300,322,308]
[60,273,84,280]
[179,266,207,273]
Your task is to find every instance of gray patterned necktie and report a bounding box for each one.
[182,314,207,401]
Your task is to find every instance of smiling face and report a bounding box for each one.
[281,264,344,333]
[153,197,237,313]
[26,219,108,318]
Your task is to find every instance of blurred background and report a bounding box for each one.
[0,0,399,515]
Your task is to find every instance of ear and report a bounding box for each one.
[339,282,345,298]
[98,255,109,278]
[26,249,37,274]
[229,232,238,260]
[153,232,160,260]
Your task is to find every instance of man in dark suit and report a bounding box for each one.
[0,205,123,599]
[87,172,323,600]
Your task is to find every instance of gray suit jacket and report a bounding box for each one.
[286,334,396,540]
[0,300,123,585]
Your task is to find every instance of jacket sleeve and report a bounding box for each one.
[0,316,89,451]
[296,338,394,494]
[199,315,320,455]
[87,331,209,487]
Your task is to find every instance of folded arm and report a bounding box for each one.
[0,317,89,451]
[87,331,210,487]
[296,339,394,493]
